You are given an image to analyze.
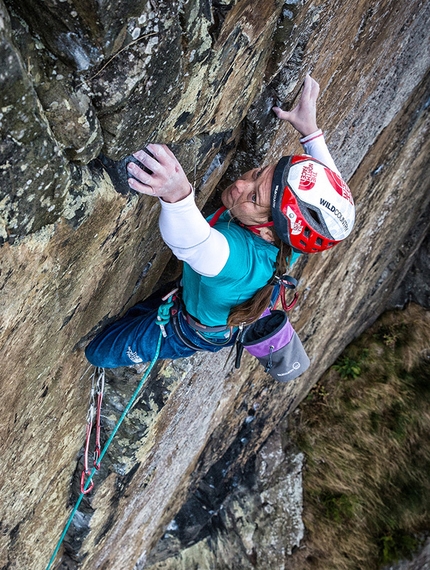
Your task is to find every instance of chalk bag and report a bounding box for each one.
[241,310,310,382]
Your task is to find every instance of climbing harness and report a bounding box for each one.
[170,287,236,349]
[171,278,234,348]
[184,311,234,344]
[45,296,175,570]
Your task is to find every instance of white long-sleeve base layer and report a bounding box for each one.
[158,132,340,277]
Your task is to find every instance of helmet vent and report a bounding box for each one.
[316,237,323,246]
[304,227,311,238]
[309,209,321,224]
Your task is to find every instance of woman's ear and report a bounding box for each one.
[259,227,276,243]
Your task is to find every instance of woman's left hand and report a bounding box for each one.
[272,74,320,137]
[127,144,192,203]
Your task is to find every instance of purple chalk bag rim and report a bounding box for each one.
[242,310,295,358]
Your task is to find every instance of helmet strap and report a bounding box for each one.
[211,207,275,239]
[240,220,275,237]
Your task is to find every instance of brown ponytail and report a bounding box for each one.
[227,239,292,327]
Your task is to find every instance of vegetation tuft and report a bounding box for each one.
[288,303,430,569]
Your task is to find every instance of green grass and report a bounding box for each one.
[287,303,430,569]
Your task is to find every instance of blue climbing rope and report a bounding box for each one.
[46,298,173,570]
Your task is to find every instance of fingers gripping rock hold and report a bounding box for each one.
[272,74,320,138]
[127,143,192,203]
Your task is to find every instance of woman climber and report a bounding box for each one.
[85,75,355,369]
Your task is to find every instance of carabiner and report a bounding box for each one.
[93,390,103,469]
[282,291,299,311]
[80,469,94,494]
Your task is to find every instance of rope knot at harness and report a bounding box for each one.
[156,290,177,337]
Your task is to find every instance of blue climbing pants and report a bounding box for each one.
[85,294,236,369]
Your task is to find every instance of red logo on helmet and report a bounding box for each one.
[324,168,354,205]
[299,163,317,191]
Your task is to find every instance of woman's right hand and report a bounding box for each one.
[127,144,192,203]
[272,74,320,137]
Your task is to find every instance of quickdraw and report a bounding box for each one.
[271,274,299,312]
[80,367,105,494]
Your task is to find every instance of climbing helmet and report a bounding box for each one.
[270,155,355,253]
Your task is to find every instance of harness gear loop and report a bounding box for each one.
[281,291,299,312]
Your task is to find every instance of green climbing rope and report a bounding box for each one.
[46,298,172,570]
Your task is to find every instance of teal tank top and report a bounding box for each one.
[182,211,300,337]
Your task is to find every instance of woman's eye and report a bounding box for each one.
[251,193,257,203]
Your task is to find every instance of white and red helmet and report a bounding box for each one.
[271,155,355,253]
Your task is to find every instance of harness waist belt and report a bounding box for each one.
[171,312,205,351]
[185,312,230,333]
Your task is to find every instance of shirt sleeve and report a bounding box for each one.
[300,130,341,175]
[158,189,230,277]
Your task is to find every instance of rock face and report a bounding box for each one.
[145,427,305,570]
[0,0,429,569]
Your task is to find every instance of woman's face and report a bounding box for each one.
[221,164,276,226]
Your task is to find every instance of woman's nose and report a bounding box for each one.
[235,179,249,193]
